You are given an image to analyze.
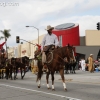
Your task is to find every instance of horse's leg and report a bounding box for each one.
[22,67,26,79]
[51,71,55,91]
[13,66,16,80]
[37,72,41,88]
[37,70,43,88]
[71,65,73,74]
[59,69,67,91]
[14,67,18,79]
[20,68,23,79]
[46,71,50,89]
[5,68,9,80]
[73,64,76,74]
[0,69,1,79]
[65,64,67,74]
[66,64,69,74]
[69,65,72,73]
[10,68,13,80]
[1,69,4,79]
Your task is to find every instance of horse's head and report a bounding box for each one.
[34,49,41,58]
[66,45,76,63]
[11,57,16,65]
[62,44,76,63]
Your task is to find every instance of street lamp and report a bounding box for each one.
[26,26,39,44]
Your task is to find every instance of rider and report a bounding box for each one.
[41,25,59,72]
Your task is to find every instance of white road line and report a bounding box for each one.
[0,84,81,100]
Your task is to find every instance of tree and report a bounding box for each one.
[0,29,11,58]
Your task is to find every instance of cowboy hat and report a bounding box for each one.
[90,54,93,56]
[45,25,54,30]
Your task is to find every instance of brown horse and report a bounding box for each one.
[14,56,29,79]
[0,53,7,79]
[36,44,75,91]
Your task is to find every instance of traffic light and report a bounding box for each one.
[97,22,100,30]
[16,36,20,43]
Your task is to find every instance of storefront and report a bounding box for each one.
[21,42,31,57]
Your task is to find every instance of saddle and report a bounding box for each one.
[43,45,55,53]
[43,45,55,64]
[34,45,55,64]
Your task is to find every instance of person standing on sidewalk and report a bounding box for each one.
[88,54,94,73]
[80,58,86,71]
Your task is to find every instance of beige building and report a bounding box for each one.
[20,42,31,57]
[86,30,100,46]
[8,47,15,59]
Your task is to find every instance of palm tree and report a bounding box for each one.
[0,29,11,58]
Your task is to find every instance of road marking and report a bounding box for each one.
[0,84,81,100]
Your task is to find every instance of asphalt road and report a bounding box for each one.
[0,70,100,100]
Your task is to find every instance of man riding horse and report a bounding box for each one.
[41,25,59,72]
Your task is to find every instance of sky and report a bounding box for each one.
[0,0,100,48]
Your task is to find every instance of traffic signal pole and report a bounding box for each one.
[20,39,36,46]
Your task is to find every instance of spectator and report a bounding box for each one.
[87,54,94,73]
[80,58,86,71]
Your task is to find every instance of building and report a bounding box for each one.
[53,23,80,46]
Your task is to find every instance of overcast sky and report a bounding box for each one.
[0,0,100,47]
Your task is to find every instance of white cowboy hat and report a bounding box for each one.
[90,54,93,56]
[45,25,54,30]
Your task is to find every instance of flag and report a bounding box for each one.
[0,42,6,49]
[36,44,41,50]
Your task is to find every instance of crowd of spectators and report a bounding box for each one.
[78,54,100,72]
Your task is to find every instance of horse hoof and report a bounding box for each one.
[64,88,67,91]
[52,89,55,91]
[21,77,23,79]
[38,86,40,88]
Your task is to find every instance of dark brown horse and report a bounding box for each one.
[14,56,29,79]
[5,57,17,80]
[36,44,75,91]
[0,53,6,79]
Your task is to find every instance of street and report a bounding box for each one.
[0,70,100,100]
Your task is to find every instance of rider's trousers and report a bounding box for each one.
[42,52,46,65]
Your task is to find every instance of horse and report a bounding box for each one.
[36,44,76,91]
[65,61,77,74]
[14,56,29,79]
[0,53,6,79]
[65,57,77,74]
[5,57,17,80]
